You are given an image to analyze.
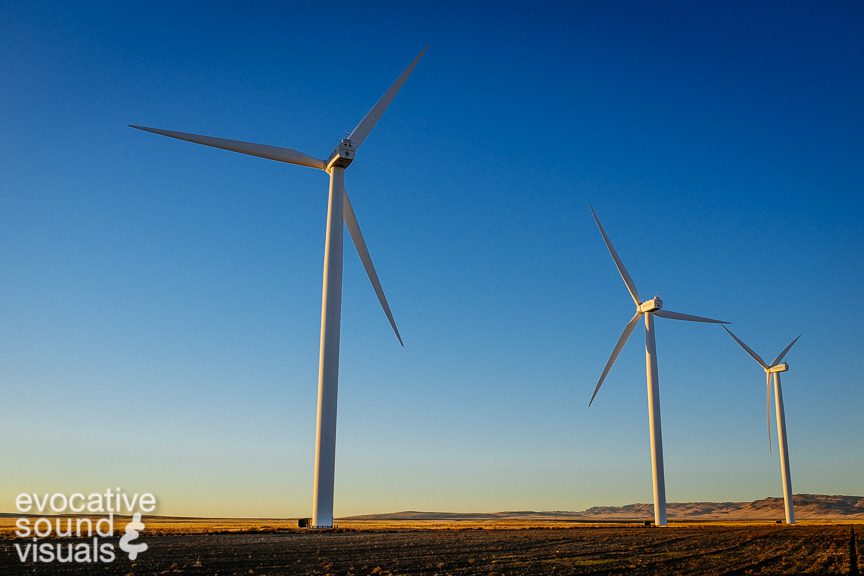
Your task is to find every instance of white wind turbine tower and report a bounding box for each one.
[722,325,800,524]
[588,207,728,526]
[131,48,426,528]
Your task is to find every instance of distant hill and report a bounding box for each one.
[345,494,864,521]
[3,495,860,522]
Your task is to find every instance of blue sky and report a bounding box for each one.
[1,1,862,517]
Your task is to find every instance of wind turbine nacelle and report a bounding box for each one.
[770,363,789,373]
[326,139,355,169]
[639,297,663,313]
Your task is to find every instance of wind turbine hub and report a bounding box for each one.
[639,297,663,314]
[326,138,355,170]
[770,363,789,373]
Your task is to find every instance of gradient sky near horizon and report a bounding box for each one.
[1,1,862,517]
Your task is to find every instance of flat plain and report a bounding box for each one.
[1,519,862,575]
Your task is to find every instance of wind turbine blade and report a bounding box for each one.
[342,185,403,346]
[770,335,800,367]
[722,325,768,368]
[589,311,642,406]
[348,46,427,149]
[129,125,327,170]
[654,309,729,324]
[766,372,772,453]
[589,206,640,305]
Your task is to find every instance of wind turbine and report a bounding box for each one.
[131,48,426,528]
[722,325,800,524]
[588,206,728,526]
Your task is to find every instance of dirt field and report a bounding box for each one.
[1,522,861,575]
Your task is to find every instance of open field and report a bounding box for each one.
[1,520,862,575]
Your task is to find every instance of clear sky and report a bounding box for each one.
[1,1,862,518]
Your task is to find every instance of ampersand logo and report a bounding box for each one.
[118,512,148,560]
